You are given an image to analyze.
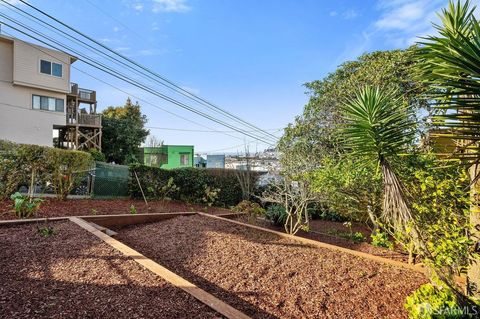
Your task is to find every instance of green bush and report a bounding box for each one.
[265,204,287,226]
[405,283,464,319]
[232,200,265,222]
[129,165,259,207]
[370,230,394,250]
[0,140,93,200]
[88,149,106,162]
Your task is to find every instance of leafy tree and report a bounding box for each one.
[102,98,149,164]
[278,47,427,176]
[309,154,382,226]
[416,0,480,298]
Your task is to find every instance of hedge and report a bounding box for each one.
[0,140,94,199]
[129,165,260,207]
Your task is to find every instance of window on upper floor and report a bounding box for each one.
[32,95,64,113]
[40,59,63,77]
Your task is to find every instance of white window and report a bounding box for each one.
[180,153,190,166]
[32,95,64,113]
[40,59,63,77]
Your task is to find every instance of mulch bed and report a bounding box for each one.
[0,220,221,318]
[237,216,411,262]
[0,198,232,220]
[116,215,427,319]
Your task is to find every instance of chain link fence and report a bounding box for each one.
[91,162,130,198]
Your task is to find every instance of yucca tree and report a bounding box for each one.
[417,0,480,297]
[342,86,420,250]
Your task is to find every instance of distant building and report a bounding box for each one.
[194,155,206,168]
[138,145,194,169]
[206,154,225,168]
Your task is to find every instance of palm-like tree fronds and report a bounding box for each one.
[341,86,415,163]
[342,86,419,241]
[417,0,480,165]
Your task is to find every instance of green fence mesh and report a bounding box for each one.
[92,162,130,198]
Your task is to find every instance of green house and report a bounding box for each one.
[139,145,194,169]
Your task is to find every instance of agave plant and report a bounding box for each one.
[416,0,480,297]
[341,86,418,241]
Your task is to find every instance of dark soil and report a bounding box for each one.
[0,221,221,318]
[0,198,232,220]
[117,215,427,319]
[240,217,410,262]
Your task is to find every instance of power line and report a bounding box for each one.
[146,126,282,133]
[0,19,275,145]
[0,1,276,144]
[13,0,279,143]
[0,28,250,143]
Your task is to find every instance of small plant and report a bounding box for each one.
[202,185,220,207]
[10,192,43,219]
[232,200,265,223]
[37,225,55,237]
[91,208,98,215]
[328,229,366,243]
[129,204,137,215]
[404,283,464,319]
[371,230,394,250]
[265,204,287,226]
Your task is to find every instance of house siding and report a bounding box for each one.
[0,36,68,147]
[13,39,71,93]
[140,145,194,169]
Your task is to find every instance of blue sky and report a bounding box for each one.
[2,0,452,153]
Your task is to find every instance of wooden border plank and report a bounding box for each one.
[69,217,250,319]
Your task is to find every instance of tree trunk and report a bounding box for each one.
[468,164,480,298]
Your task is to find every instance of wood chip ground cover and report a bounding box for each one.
[0,221,221,318]
[116,215,427,319]
[0,198,231,220]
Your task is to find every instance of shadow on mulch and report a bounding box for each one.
[0,221,221,318]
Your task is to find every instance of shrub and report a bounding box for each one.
[202,185,220,207]
[47,148,93,199]
[371,230,394,250]
[405,283,464,319]
[0,140,93,200]
[10,192,43,218]
[129,165,259,207]
[233,200,265,223]
[265,204,287,226]
[88,149,106,162]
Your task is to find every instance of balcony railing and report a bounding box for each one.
[69,83,96,102]
[67,112,102,127]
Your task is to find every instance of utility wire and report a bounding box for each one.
[0,29,249,143]
[0,19,275,145]
[14,0,279,142]
[146,126,282,133]
[0,5,276,144]
[0,13,275,144]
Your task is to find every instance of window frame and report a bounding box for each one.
[39,59,63,78]
[32,94,65,113]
